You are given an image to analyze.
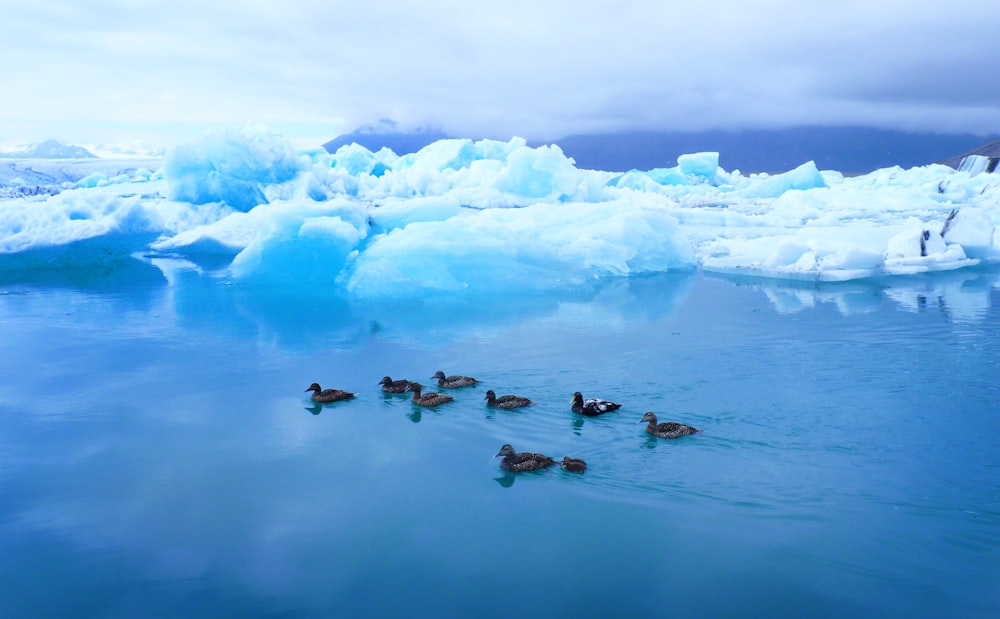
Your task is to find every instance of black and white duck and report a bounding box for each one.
[640,411,701,439]
[305,383,356,403]
[484,389,532,409]
[430,370,479,388]
[570,391,621,416]
[408,382,455,407]
[560,457,588,473]
[378,376,412,393]
[494,444,556,472]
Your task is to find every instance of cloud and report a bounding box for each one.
[2,0,1000,147]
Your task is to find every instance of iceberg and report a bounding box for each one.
[0,125,997,294]
[0,189,162,271]
[163,125,302,212]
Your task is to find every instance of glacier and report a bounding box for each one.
[1,125,998,298]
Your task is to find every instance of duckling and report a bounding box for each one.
[640,411,701,439]
[378,376,412,394]
[408,382,454,407]
[431,370,479,388]
[570,391,621,416]
[484,389,532,409]
[305,382,356,403]
[494,443,556,472]
[560,457,588,473]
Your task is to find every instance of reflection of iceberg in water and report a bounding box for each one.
[761,281,883,316]
[882,269,998,323]
[708,273,885,316]
[0,255,166,290]
[209,269,696,351]
[712,268,1000,324]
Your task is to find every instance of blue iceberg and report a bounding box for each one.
[1,125,997,292]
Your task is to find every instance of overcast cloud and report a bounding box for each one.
[3,0,1000,148]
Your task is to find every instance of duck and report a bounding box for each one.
[560,457,588,473]
[484,389,532,409]
[305,383,356,403]
[640,411,701,439]
[378,376,412,394]
[408,382,455,407]
[430,370,479,388]
[494,443,556,472]
[570,391,621,416]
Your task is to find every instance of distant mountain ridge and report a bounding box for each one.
[554,128,999,174]
[322,120,448,156]
[323,125,999,174]
[0,139,97,159]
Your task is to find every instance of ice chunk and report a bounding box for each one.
[647,167,690,186]
[941,208,994,259]
[678,152,719,179]
[740,161,826,198]
[368,197,465,232]
[228,199,369,284]
[493,144,580,200]
[957,155,998,176]
[150,211,256,256]
[164,126,302,211]
[344,200,694,299]
[76,172,109,188]
[330,143,389,177]
[610,167,690,191]
[0,192,163,270]
[884,223,977,274]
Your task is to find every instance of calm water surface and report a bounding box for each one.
[1,264,999,618]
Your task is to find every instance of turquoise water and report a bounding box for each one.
[2,265,999,618]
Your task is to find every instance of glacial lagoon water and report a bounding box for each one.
[1,265,999,618]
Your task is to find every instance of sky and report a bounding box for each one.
[3,0,1000,151]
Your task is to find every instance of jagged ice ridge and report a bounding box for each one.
[0,125,997,298]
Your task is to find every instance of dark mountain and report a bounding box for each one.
[553,127,998,174]
[322,124,999,174]
[0,139,97,159]
[322,119,448,155]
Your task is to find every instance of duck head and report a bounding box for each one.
[484,390,496,401]
[378,376,393,386]
[570,392,583,405]
[305,383,322,393]
[431,371,447,380]
[494,443,515,458]
[640,412,658,424]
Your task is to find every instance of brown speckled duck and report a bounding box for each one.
[484,389,532,409]
[640,411,701,439]
[570,391,621,416]
[560,457,587,473]
[305,383,356,403]
[431,370,479,388]
[494,444,556,472]
[408,382,455,407]
[378,376,412,394]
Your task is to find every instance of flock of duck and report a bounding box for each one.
[307,370,701,474]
